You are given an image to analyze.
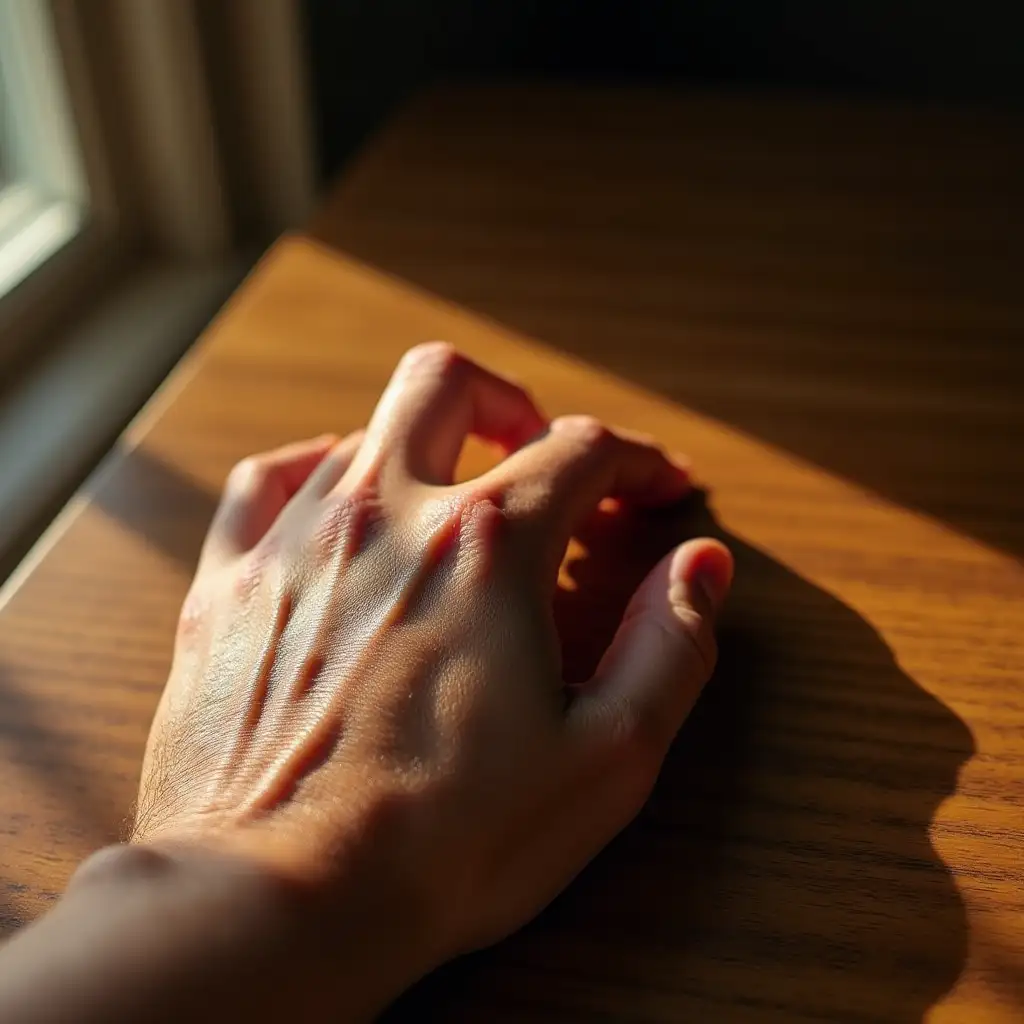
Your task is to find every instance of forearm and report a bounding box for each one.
[0,843,425,1024]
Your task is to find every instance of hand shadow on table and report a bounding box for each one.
[385,492,973,1023]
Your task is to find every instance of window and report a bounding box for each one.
[0,0,85,304]
[0,1,315,571]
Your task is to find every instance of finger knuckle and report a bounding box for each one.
[226,456,263,496]
[401,340,463,377]
[232,543,275,601]
[553,414,614,451]
[315,489,384,561]
[457,494,507,564]
[176,584,211,644]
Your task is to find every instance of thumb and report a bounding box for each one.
[570,538,733,755]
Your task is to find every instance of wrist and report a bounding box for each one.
[63,838,437,1021]
[128,793,456,976]
[66,843,330,1018]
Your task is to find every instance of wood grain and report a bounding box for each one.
[314,87,1024,563]
[1,87,1022,1022]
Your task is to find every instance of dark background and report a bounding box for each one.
[305,0,1024,180]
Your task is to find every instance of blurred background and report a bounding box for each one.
[0,0,1021,580]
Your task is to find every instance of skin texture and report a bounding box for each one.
[0,344,732,1023]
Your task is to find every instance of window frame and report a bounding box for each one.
[0,0,315,574]
[0,0,131,375]
[0,0,88,313]
[0,0,315,378]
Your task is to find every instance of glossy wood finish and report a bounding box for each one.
[1,88,1022,1021]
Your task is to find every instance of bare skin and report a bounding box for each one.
[0,344,732,1022]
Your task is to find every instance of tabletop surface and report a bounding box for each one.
[1,86,1023,1022]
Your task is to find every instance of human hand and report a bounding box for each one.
[133,343,732,995]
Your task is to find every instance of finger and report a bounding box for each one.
[490,415,690,572]
[568,538,732,762]
[294,429,366,498]
[201,433,359,567]
[355,342,547,486]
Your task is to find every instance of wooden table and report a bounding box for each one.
[1,87,1022,1022]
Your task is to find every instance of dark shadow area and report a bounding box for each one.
[0,664,117,857]
[92,448,218,572]
[306,0,1024,179]
[304,37,1024,563]
[386,493,975,1022]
